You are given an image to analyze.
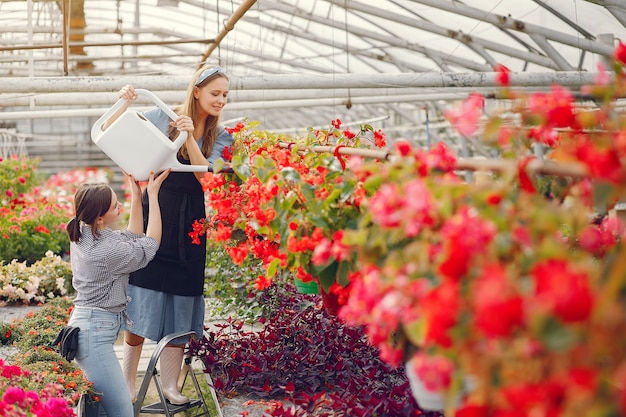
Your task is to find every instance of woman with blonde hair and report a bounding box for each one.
[108,65,233,404]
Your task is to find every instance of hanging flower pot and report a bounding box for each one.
[404,356,475,412]
[405,364,447,410]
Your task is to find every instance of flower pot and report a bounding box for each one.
[405,360,447,411]
[293,277,320,294]
[320,289,341,316]
[405,359,475,412]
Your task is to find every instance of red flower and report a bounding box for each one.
[34,225,50,234]
[473,264,524,338]
[422,280,459,348]
[331,119,341,129]
[613,40,626,65]
[284,381,295,394]
[574,136,625,184]
[373,129,386,147]
[495,64,511,86]
[527,86,578,129]
[531,259,594,323]
[395,140,412,156]
[253,275,272,290]
[221,145,233,161]
[517,156,536,193]
[342,129,356,139]
[226,242,249,265]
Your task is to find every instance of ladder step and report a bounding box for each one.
[139,399,204,414]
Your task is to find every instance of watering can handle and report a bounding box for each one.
[134,89,188,147]
[90,88,187,146]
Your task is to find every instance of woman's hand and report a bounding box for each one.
[127,173,142,198]
[146,169,171,198]
[171,115,195,139]
[119,85,138,103]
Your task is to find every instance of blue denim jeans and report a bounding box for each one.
[68,306,133,417]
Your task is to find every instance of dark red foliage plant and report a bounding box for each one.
[188,284,441,416]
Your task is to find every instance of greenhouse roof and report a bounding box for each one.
[1,0,626,137]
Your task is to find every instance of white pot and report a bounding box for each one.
[405,360,475,411]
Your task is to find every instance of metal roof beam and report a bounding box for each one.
[324,0,559,70]
[413,0,615,57]
[258,1,505,71]
[585,1,626,27]
[0,71,603,94]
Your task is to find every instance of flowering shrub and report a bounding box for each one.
[0,155,40,202]
[197,120,386,299]
[0,163,111,264]
[1,298,96,410]
[10,301,72,351]
[0,251,73,305]
[191,44,626,415]
[204,241,270,322]
[333,47,626,415]
[0,358,76,416]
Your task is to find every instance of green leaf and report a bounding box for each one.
[314,260,339,292]
[213,158,225,173]
[266,258,280,278]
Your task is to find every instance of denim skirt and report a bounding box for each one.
[123,284,205,344]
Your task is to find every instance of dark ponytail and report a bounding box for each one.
[67,183,113,242]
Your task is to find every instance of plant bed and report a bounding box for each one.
[189,283,436,416]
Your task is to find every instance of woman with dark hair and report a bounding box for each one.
[108,66,233,404]
[66,171,169,416]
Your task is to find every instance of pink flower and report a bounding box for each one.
[579,225,607,256]
[443,93,484,137]
[311,238,333,266]
[3,386,27,406]
[367,183,404,228]
[594,62,610,86]
[367,179,433,237]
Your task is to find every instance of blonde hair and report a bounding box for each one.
[169,66,229,160]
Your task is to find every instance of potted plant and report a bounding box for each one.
[196,119,387,312]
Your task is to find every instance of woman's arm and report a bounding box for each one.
[144,169,170,245]
[170,115,210,182]
[102,85,137,130]
[185,135,211,182]
[126,174,144,235]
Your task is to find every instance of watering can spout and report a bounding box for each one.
[91,89,222,181]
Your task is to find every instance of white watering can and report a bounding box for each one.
[91,89,215,181]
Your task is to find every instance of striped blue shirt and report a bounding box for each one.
[70,224,159,312]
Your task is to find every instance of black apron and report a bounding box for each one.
[129,166,207,296]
